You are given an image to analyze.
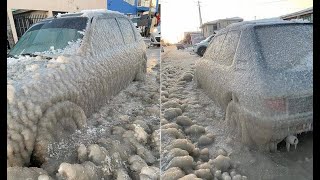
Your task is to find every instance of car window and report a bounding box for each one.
[216,31,241,66]
[92,18,123,52]
[117,18,136,43]
[255,24,312,70]
[204,34,226,60]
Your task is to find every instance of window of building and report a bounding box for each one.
[216,31,241,66]
[213,24,217,30]
[92,18,123,52]
[124,0,135,6]
[117,18,136,43]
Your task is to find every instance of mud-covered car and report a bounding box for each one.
[195,21,313,151]
[7,10,147,167]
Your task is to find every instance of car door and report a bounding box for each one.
[116,17,142,83]
[199,33,226,103]
[210,30,241,108]
[90,17,127,106]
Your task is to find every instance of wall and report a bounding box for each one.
[7,0,106,43]
[203,24,216,38]
[8,0,106,12]
[7,14,15,49]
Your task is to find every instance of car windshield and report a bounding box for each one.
[9,17,88,57]
[255,24,313,70]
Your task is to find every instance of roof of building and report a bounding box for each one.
[217,19,311,33]
[201,17,243,28]
[280,7,313,19]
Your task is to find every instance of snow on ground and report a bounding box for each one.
[8,47,160,180]
[160,46,313,180]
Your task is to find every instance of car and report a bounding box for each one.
[130,16,143,35]
[194,21,313,152]
[176,43,184,50]
[7,9,147,167]
[193,34,215,57]
[150,24,161,47]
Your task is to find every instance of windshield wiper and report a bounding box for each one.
[20,53,37,57]
[7,54,17,59]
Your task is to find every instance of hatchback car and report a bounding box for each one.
[7,10,147,167]
[195,21,313,151]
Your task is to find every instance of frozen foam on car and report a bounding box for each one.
[80,9,123,17]
[7,8,147,167]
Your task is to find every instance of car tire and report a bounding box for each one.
[197,46,206,57]
[226,101,252,147]
[32,101,87,165]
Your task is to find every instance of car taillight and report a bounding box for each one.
[264,98,287,112]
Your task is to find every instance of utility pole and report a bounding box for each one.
[197,0,203,27]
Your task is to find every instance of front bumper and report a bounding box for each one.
[150,36,160,45]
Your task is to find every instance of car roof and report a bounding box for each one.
[217,19,312,33]
[45,9,128,21]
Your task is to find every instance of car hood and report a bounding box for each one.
[7,55,72,86]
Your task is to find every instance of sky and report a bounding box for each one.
[160,0,313,43]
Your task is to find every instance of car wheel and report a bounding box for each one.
[32,101,87,165]
[226,101,252,146]
[197,46,206,57]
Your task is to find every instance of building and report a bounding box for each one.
[107,0,159,16]
[182,31,203,45]
[7,0,106,47]
[280,7,313,22]
[200,17,243,38]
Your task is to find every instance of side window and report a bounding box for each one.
[204,34,226,60]
[217,31,241,66]
[117,18,136,43]
[92,18,123,52]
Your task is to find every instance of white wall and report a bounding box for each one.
[8,0,106,12]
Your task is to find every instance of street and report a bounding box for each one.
[160,46,313,180]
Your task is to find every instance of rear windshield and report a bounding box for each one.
[255,24,312,70]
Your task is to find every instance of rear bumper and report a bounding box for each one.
[240,107,313,143]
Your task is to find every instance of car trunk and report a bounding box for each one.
[247,23,313,117]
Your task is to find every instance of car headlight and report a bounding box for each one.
[153,28,158,33]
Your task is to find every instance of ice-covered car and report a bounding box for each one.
[176,43,184,50]
[193,34,215,57]
[194,21,313,151]
[7,9,147,167]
